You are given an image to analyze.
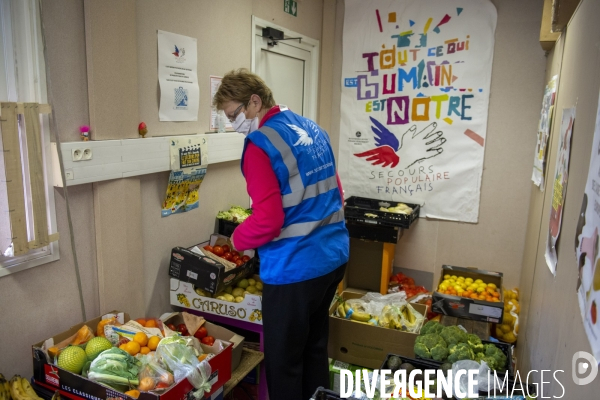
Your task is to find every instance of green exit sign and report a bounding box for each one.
[284,0,297,17]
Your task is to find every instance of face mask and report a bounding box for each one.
[232,111,259,135]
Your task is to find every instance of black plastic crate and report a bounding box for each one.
[311,386,355,400]
[346,218,400,243]
[217,218,239,236]
[345,196,420,229]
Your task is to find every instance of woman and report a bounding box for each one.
[213,69,349,400]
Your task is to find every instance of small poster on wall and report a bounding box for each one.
[209,76,233,131]
[532,75,559,190]
[158,30,199,121]
[575,92,600,361]
[161,136,208,217]
[545,107,576,275]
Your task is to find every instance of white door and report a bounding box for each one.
[252,16,319,120]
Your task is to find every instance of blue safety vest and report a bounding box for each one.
[241,108,349,284]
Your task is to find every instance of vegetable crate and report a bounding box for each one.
[432,265,504,323]
[310,387,359,400]
[344,196,420,229]
[32,311,232,400]
[216,219,238,237]
[380,353,534,399]
[169,234,256,295]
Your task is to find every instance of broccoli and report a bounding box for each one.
[474,352,498,369]
[440,325,468,347]
[447,342,475,363]
[414,333,449,361]
[483,343,507,371]
[466,333,484,354]
[420,320,444,335]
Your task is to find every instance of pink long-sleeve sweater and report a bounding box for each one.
[232,106,343,251]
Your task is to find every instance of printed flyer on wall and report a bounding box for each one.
[575,92,600,362]
[162,135,208,217]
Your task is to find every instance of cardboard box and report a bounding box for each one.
[169,234,256,295]
[170,277,263,326]
[32,311,232,400]
[431,265,504,323]
[327,290,428,369]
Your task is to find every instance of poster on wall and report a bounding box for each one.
[575,93,600,361]
[158,30,199,121]
[545,107,576,275]
[338,0,497,222]
[161,136,208,217]
[532,75,559,190]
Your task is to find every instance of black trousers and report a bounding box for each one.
[262,263,346,400]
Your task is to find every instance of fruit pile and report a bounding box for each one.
[493,288,520,344]
[436,274,501,302]
[194,277,263,303]
[44,313,218,398]
[0,373,49,400]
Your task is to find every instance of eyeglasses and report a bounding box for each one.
[227,103,245,123]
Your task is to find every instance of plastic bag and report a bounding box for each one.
[494,287,519,344]
[452,359,500,399]
[156,336,211,398]
[138,358,175,391]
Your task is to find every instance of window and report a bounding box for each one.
[0,0,59,276]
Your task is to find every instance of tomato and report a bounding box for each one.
[235,259,244,267]
[223,251,233,261]
[167,323,177,331]
[177,323,189,336]
[222,244,230,253]
[203,245,213,253]
[201,336,215,346]
[232,255,240,262]
[194,326,208,340]
[241,255,251,263]
[230,251,240,258]
[155,382,170,389]
[212,245,224,256]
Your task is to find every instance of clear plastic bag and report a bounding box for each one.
[156,336,211,398]
[137,355,175,391]
[452,359,500,399]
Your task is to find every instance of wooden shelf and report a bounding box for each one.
[223,348,265,395]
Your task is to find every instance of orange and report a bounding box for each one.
[125,390,140,399]
[119,343,128,351]
[147,336,160,351]
[135,318,147,327]
[125,340,141,356]
[140,346,151,355]
[145,319,157,328]
[197,354,208,362]
[470,294,478,300]
[492,291,500,298]
[133,332,149,347]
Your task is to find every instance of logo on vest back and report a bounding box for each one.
[287,124,314,146]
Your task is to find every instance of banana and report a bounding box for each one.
[20,378,42,400]
[51,391,60,400]
[337,303,347,319]
[0,373,6,400]
[350,311,372,322]
[9,376,29,400]
[4,380,10,400]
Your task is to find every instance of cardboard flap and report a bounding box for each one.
[182,311,205,335]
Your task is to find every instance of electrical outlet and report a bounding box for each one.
[83,148,93,160]
[72,148,82,161]
[65,170,74,180]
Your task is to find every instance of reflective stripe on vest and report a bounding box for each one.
[257,126,339,208]
[273,208,345,241]
[258,126,304,193]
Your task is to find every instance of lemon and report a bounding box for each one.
[235,296,244,303]
[58,346,87,374]
[465,278,473,283]
[439,284,448,291]
[224,286,233,294]
[232,288,245,297]
[475,279,483,284]
[246,285,257,294]
[476,287,485,294]
[500,324,512,334]
[236,279,249,289]
[487,283,497,289]
[247,278,256,286]
[451,275,458,280]
[442,279,450,285]
[444,274,451,279]
[223,294,235,302]
[85,337,113,361]
[255,282,263,290]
